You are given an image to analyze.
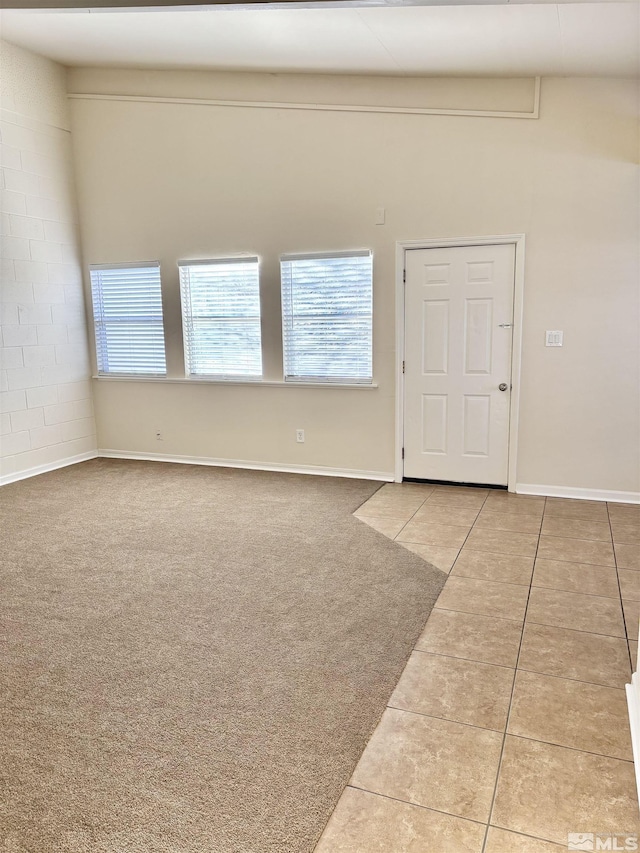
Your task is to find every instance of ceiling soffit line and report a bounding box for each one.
[3,0,630,8]
[67,77,542,119]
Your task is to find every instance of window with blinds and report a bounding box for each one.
[89,263,167,376]
[179,258,262,378]
[281,251,373,383]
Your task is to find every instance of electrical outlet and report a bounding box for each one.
[155,429,163,441]
[296,429,305,443]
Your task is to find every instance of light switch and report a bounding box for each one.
[375,207,386,225]
[545,330,563,347]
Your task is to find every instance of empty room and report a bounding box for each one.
[1,0,639,850]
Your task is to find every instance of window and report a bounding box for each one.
[280,251,373,383]
[90,262,167,376]
[179,258,262,378]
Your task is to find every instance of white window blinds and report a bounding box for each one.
[281,251,373,383]
[89,263,167,376]
[179,258,262,378]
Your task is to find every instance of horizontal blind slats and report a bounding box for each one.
[180,261,263,377]
[90,265,167,376]
[281,253,373,383]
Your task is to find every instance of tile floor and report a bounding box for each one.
[315,482,640,853]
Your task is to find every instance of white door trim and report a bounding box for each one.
[395,234,526,491]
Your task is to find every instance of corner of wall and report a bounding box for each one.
[0,38,97,485]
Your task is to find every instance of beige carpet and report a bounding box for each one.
[1,459,446,853]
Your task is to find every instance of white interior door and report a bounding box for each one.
[403,243,515,485]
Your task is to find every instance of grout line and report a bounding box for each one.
[530,580,622,601]
[609,502,636,660]
[515,663,630,691]
[434,606,524,623]
[385,702,633,763]
[443,572,533,584]
[450,571,532,587]
[509,667,627,692]
[385,703,508,735]
[411,646,630,690]
[456,545,536,560]
[390,492,439,538]
[411,647,517,671]
[501,732,634,764]
[345,784,488,827]
[512,616,625,641]
[479,495,544,853]
[486,825,570,849]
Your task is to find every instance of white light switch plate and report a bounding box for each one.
[546,330,563,347]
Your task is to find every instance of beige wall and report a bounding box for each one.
[0,41,96,483]
[68,70,639,493]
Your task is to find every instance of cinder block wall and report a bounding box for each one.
[0,40,97,482]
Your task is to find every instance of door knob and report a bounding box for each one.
[499,383,508,391]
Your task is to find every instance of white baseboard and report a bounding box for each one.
[97,449,393,482]
[516,482,640,505]
[0,451,99,487]
[626,673,640,809]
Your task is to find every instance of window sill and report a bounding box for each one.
[92,375,378,390]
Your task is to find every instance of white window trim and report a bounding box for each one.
[280,249,373,385]
[89,260,167,377]
[92,375,378,389]
[178,256,263,380]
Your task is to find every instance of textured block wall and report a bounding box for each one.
[0,40,96,482]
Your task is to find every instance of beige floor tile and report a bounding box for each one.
[475,511,542,535]
[412,504,480,527]
[357,516,407,539]
[532,558,619,598]
[396,520,470,549]
[314,787,485,853]
[623,599,640,638]
[608,502,640,522]
[399,542,459,573]
[436,576,529,621]
[416,609,523,668]
[484,828,565,852]
[616,543,640,570]
[544,497,609,523]
[526,587,625,637]
[619,569,640,601]
[541,516,611,542]
[464,528,539,558]
[630,640,638,666]
[518,623,631,688]
[425,491,488,510]
[433,484,490,496]
[354,501,417,521]
[508,670,633,760]
[537,535,615,567]
[355,493,425,515]
[611,522,640,546]
[483,494,545,518]
[377,482,435,497]
[492,736,640,845]
[452,549,534,585]
[350,707,502,822]
[390,650,514,731]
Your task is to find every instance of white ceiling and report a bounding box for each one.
[0,2,638,77]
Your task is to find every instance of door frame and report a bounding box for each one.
[395,234,526,491]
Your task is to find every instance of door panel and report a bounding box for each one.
[404,244,515,485]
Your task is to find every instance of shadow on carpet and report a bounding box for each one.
[1,459,446,853]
